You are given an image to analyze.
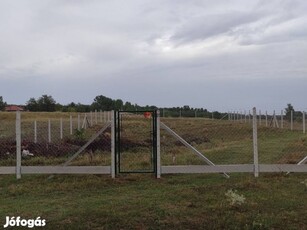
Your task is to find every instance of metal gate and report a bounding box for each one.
[114,111,157,175]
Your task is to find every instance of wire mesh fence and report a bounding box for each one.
[0,111,113,168]
[243,110,307,165]
[0,113,16,166]
[160,110,306,166]
[160,118,254,166]
[0,109,306,177]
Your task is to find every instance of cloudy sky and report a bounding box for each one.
[0,0,306,112]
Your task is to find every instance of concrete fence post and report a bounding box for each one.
[111,111,115,178]
[253,107,259,178]
[48,119,51,143]
[281,110,283,129]
[34,120,37,143]
[16,111,21,179]
[156,110,161,179]
[60,118,63,140]
[107,111,112,121]
[303,111,305,134]
[244,110,247,123]
[291,110,293,131]
[95,110,98,124]
[90,111,93,126]
[70,115,73,135]
[78,114,81,130]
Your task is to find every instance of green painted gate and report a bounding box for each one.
[114,111,158,175]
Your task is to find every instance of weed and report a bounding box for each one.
[225,189,246,206]
[301,179,307,190]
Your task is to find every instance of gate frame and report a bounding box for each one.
[112,110,159,177]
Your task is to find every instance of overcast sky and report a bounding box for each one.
[0,0,306,112]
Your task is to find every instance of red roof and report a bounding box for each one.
[5,105,24,111]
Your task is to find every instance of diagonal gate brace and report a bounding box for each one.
[160,122,230,178]
[63,122,111,166]
[286,155,307,175]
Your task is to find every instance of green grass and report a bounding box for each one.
[1,114,307,229]
[0,173,306,229]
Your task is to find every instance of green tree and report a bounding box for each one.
[114,99,123,110]
[123,102,134,110]
[26,98,39,111]
[76,103,91,112]
[0,96,7,111]
[92,95,114,110]
[37,95,56,112]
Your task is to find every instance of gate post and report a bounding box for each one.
[111,110,116,178]
[156,110,161,179]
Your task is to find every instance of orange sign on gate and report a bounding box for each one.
[143,112,152,119]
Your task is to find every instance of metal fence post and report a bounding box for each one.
[16,111,21,179]
[111,110,115,178]
[156,110,161,179]
[253,107,259,177]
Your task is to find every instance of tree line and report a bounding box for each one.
[0,95,302,120]
[0,94,223,118]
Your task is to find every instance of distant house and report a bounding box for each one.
[5,105,25,112]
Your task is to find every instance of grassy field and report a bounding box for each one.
[0,173,306,229]
[0,113,307,229]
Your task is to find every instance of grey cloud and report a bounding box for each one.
[171,11,260,44]
[0,0,306,111]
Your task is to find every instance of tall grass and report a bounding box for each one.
[0,173,306,229]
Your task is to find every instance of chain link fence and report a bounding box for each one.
[0,112,16,166]
[255,111,307,166]
[0,109,306,177]
[0,111,112,170]
[160,110,306,168]
[160,118,254,167]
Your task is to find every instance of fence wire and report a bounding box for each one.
[18,112,112,167]
[256,111,307,165]
[1,109,306,175]
[160,118,254,166]
[0,113,16,166]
